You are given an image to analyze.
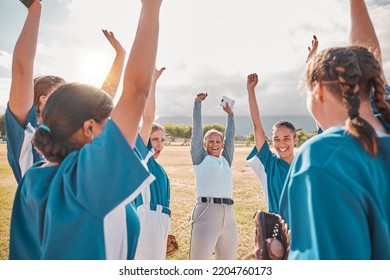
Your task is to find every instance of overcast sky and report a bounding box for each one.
[1,0,389,117]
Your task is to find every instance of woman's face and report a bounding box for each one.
[151,129,166,159]
[204,132,224,157]
[272,126,297,162]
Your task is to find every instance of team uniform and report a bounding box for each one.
[279,127,390,259]
[246,142,290,214]
[371,84,390,130]
[189,99,238,260]
[5,105,42,183]
[132,134,171,260]
[9,120,154,260]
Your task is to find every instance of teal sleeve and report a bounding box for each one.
[281,166,371,260]
[71,120,152,218]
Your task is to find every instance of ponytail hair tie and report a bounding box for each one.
[39,124,51,134]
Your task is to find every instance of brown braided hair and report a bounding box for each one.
[306,47,380,156]
[349,46,390,126]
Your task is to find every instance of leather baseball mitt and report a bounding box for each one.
[246,211,290,260]
[166,234,179,257]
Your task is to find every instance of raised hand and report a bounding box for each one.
[102,29,125,56]
[247,73,259,92]
[196,93,208,102]
[306,35,319,63]
[223,103,233,115]
[152,67,166,82]
[101,29,126,99]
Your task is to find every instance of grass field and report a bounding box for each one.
[0,143,266,260]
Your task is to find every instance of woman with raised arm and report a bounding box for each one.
[132,67,172,260]
[5,0,126,184]
[280,46,390,259]
[245,73,297,214]
[9,0,163,260]
[189,93,238,260]
[347,0,390,128]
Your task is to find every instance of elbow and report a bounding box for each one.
[12,57,33,78]
[142,114,154,124]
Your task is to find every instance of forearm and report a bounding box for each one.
[191,100,205,164]
[101,50,126,99]
[223,112,235,165]
[348,0,379,49]
[139,81,156,145]
[9,1,42,123]
[111,0,161,148]
[248,89,266,150]
[348,0,386,83]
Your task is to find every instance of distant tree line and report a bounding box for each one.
[163,123,317,147]
[0,116,317,146]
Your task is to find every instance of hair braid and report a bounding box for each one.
[333,49,378,156]
[349,46,390,131]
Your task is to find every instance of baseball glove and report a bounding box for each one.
[166,234,179,257]
[246,211,290,260]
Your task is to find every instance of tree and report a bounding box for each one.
[0,114,5,139]
[163,124,193,145]
[246,132,254,146]
[296,128,317,147]
[163,124,179,145]
[181,125,192,146]
[202,123,225,137]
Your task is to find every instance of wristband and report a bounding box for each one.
[19,0,41,8]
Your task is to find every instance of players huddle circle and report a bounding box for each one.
[5,0,390,260]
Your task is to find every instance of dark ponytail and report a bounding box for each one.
[33,82,114,163]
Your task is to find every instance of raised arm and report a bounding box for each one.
[246,73,266,151]
[348,0,387,84]
[221,104,235,166]
[8,0,41,125]
[139,67,166,145]
[100,29,126,99]
[110,0,162,148]
[190,93,208,165]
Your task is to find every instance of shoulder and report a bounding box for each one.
[293,127,360,171]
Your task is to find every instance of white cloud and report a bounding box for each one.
[0,51,12,71]
[0,77,11,108]
[0,0,389,114]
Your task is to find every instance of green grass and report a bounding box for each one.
[0,143,17,260]
[0,143,266,260]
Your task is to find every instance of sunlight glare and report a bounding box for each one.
[77,51,111,88]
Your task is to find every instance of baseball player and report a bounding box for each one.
[245,73,297,214]
[9,0,162,260]
[280,45,390,259]
[132,67,171,260]
[189,93,238,260]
